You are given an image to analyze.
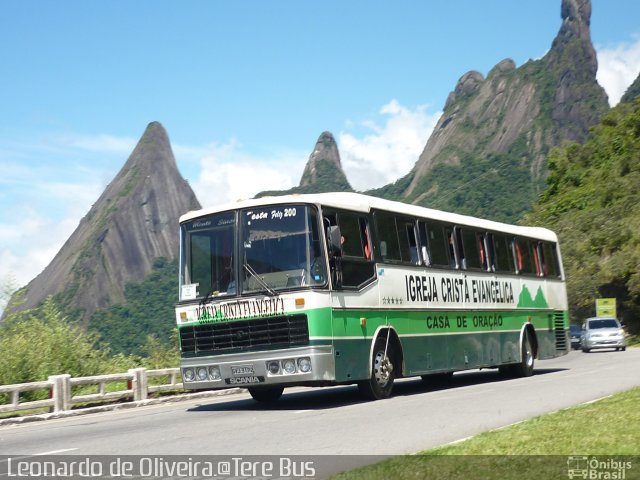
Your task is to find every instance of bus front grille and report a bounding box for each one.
[180,314,309,356]
[553,311,568,351]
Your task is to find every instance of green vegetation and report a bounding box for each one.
[89,257,179,355]
[258,158,353,197]
[524,99,640,333]
[0,266,179,396]
[0,298,107,388]
[405,148,540,223]
[621,75,640,104]
[331,387,640,479]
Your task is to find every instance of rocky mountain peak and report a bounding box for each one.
[6,121,200,320]
[558,0,593,46]
[299,131,350,189]
[390,0,607,219]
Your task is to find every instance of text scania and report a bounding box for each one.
[196,297,285,322]
[405,275,514,305]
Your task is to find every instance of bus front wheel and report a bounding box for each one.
[248,386,284,403]
[358,336,395,400]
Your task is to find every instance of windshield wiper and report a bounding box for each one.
[199,287,218,307]
[243,263,278,297]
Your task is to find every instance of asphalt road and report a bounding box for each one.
[0,349,638,476]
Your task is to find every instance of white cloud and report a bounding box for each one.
[0,133,124,289]
[192,139,306,208]
[0,206,85,289]
[339,100,441,191]
[54,133,137,153]
[597,35,640,106]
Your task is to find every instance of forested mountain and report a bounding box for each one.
[524,96,640,333]
[621,73,640,104]
[257,131,353,197]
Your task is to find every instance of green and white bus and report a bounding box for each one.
[176,192,569,401]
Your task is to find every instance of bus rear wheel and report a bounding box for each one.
[499,331,534,378]
[513,331,534,377]
[248,386,284,403]
[358,336,395,400]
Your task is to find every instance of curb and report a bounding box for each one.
[0,388,245,427]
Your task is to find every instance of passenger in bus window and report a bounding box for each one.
[478,235,488,271]
[515,241,522,272]
[361,223,372,260]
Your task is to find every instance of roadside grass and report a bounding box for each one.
[627,335,640,347]
[330,386,640,480]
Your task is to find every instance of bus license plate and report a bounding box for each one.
[231,365,255,375]
[225,376,264,385]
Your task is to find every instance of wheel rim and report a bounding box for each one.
[373,350,393,387]
[524,339,533,368]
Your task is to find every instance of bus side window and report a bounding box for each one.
[405,222,420,265]
[532,242,543,276]
[541,242,560,277]
[339,213,365,258]
[416,220,459,269]
[375,211,400,262]
[515,238,535,275]
[459,228,483,270]
[399,219,416,264]
[453,228,465,269]
[332,211,376,289]
[492,234,515,273]
[417,221,431,266]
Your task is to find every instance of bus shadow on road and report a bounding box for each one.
[392,367,567,398]
[187,367,567,413]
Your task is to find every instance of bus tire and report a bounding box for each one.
[513,331,535,377]
[358,336,395,400]
[248,386,284,403]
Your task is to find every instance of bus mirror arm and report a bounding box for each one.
[331,256,343,288]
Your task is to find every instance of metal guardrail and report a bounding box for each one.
[0,368,183,415]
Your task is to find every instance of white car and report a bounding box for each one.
[581,317,626,352]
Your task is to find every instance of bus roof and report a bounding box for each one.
[179,192,558,242]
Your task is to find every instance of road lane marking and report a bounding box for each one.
[33,448,78,455]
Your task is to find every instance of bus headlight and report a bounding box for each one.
[298,357,312,373]
[283,359,297,374]
[197,367,208,381]
[208,366,221,380]
[183,368,195,382]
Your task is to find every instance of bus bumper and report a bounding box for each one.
[180,345,336,391]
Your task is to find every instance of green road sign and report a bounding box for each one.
[596,298,616,318]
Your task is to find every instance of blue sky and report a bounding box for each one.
[1,0,640,292]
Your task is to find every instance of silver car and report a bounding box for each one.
[581,317,626,352]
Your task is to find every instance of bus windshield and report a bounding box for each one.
[241,205,325,294]
[180,212,236,301]
[179,204,326,301]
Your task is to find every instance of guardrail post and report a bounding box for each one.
[128,368,148,401]
[49,374,71,412]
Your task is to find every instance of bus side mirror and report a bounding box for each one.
[327,225,342,256]
[327,225,343,288]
